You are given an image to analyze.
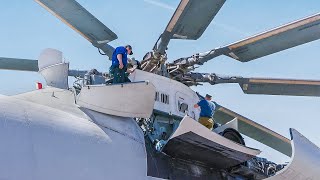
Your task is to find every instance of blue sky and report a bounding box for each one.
[0,0,320,163]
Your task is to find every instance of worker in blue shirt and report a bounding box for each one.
[194,94,216,130]
[110,45,133,83]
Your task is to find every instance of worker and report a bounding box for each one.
[194,94,216,130]
[110,45,133,83]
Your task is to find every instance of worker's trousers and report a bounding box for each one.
[110,66,129,84]
[199,117,214,130]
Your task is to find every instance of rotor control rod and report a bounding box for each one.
[169,48,228,72]
[183,73,320,97]
[68,70,91,77]
[140,51,168,76]
[177,72,242,86]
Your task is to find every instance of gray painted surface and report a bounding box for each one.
[238,78,320,97]
[0,57,38,72]
[35,0,117,57]
[156,0,226,54]
[224,13,320,62]
[162,116,260,169]
[214,104,292,157]
[171,13,320,70]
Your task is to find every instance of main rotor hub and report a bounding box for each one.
[141,51,168,76]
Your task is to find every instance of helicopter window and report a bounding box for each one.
[178,101,188,113]
[155,92,160,101]
[158,93,169,104]
[165,94,169,104]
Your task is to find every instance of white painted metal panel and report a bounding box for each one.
[171,116,260,156]
[77,82,156,118]
[38,48,63,70]
[130,70,173,114]
[266,129,320,180]
[39,63,69,89]
[36,49,69,89]
[214,118,239,134]
[0,96,148,180]
[130,70,200,119]
[162,116,260,169]
[14,87,86,119]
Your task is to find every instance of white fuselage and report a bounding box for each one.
[0,70,204,180]
[0,89,149,180]
[0,70,319,179]
[0,70,201,180]
[129,70,201,120]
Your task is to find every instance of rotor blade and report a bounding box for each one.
[35,0,118,57]
[0,58,39,72]
[223,13,320,62]
[156,0,226,54]
[185,72,320,97]
[172,13,320,68]
[0,57,91,77]
[238,78,320,97]
[213,103,292,156]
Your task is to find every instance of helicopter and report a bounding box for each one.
[0,0,320,179]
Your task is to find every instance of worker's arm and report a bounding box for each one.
[117,54,124,69]
[195,99,205,108]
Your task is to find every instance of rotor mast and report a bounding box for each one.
[140,0,227,76]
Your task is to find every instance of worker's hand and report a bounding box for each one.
[119,63,124,69]
[127,67,136,73]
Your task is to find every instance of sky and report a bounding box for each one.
[0,0,320,163]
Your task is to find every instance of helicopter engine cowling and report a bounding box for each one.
[38,48,69,89]
[0,92,148,180]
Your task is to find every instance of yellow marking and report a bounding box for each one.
[35,0,93,43]
[249,79,320,85]
[218,107,290,144]
[166,0,189,32]
[229,13,320,50]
